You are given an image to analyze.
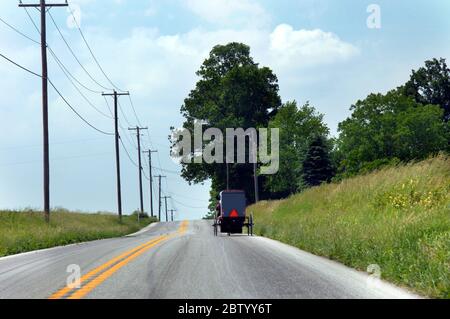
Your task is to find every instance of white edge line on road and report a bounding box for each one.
[125,222,159,237]
[250,235,423,299]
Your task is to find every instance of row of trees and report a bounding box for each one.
[175,43,449,213]
[336,58,449,177]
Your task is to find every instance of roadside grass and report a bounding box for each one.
[249,155,450,298]
[0,209,157,257]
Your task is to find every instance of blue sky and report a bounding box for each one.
[0,0,449,220]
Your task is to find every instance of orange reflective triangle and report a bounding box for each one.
[229,209,239,218]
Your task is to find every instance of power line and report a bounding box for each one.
[128,94,142,127]
[0,52,41,77]
[0,137,109,151]
[21,4,112,118]
[0,15,39,44]
[119,136,138,168]
[103,95,114,117]
[167,191,209,203]
[0,151,113,167]
[106,96,141,151]
[171,198,207,210]
[47,10,110,92]
[0,52,114,136]
[47,47,114,119]
[18,1,178,214]
[151,166,180,175]
[120,127,138,149]
[128,126,148,214]
[48,78,114,135]
[106,98,138,145]
[21,4,40,35]
[118,100,133,128]
[47,45,106,96]
[67,1,124,92]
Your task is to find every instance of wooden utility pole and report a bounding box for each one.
[18,0,68,223]
[102,91,130,221]
[254,162,259,203]
[226,164,229,190]
[143,150,157,217]
[162,196,171,222]
[129,126,148,217]
[154,175,166,221]
[169,209,176,222]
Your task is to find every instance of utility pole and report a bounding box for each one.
[162,196,171,222]
[154,175,166,221]
[226,164,230,190]
[254,162,259,203]
[18,0,68,223]
[143,150,157,217]
[169,209,177,222]
[102,91,130,221]
[129,126,148,216]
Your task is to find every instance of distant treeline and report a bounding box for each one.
[175,43,449,213]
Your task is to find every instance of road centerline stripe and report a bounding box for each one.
[67,235,170,299]
[49,235,165,299]
[49,221,189,299]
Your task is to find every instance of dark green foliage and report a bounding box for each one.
[177,42,281,205]
[403,58,450,121]
[131,210,150,220]
[265,101,331,196]
[336,90,448,176]
[302,135,334,187]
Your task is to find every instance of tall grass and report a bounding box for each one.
[0,209,157,257]
[249,155,450,298]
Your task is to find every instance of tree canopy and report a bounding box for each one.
[403,58,450,121]
[302,135,334,187]
[177,42,281,204]
[336,90,448,175]
[265,101,330,197]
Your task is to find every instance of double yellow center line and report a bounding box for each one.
[49,220,188,299]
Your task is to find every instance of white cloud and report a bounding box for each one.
[106,24,358,94]
[269,24,359,68]
[184,0,270,27]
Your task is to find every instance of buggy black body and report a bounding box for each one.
[213,190,254,236]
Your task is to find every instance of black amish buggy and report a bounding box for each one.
[213,190,254,236]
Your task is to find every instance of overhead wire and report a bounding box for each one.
[22,6,112,119]
[119,136,138,168]
[67,1,125,92]
[48,10,109,93]
[19,5,114,130]
[0,52,114,136]
[48,47,114,119]
[4,4,190,214]
[0,15,39,44]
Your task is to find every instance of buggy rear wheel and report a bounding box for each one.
[213,219,218,236]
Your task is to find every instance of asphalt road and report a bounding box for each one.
[0,220,419,299]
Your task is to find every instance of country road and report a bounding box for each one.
[0,220,419,299]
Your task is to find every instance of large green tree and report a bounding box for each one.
[177,43,281,204]
[302,135,334,187]
[403,58,450,121]
[336,90,448,175]
[265,101,330,197]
